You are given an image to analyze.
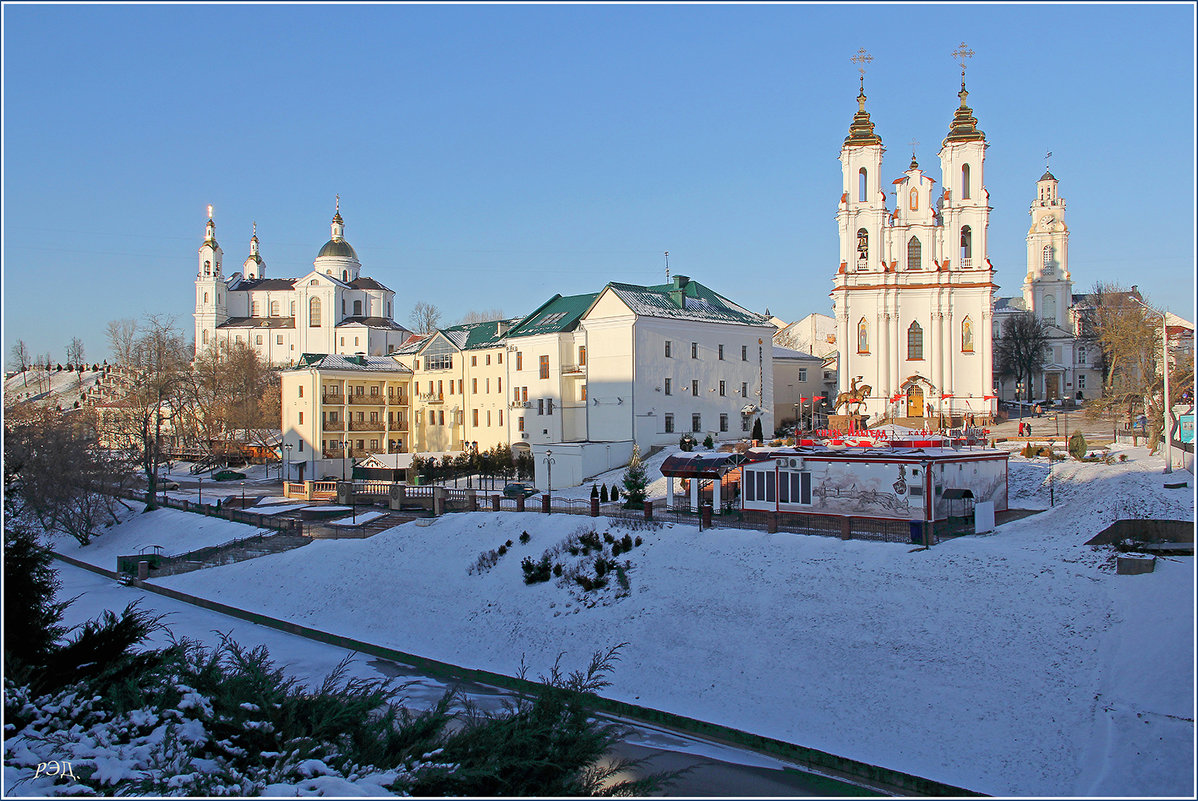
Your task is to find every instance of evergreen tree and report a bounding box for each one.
[600,484,609,502]
[751,417,764,442]
[621,445,648,509]
[703,434,714,449]
[611,483,620,501]
[3,515,68,670]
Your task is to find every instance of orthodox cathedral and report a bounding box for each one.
[193,200,411,364]
[831,49,995,424]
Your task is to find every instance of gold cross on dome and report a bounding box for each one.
[952,41,975,78]
[1045,150,1053,169]
[335,194,340,213]
[909,138,920,155]
[850,48,873,88]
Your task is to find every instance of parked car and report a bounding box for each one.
[212,470,246,482]
[131,475,180,490]
[503,482,540,499]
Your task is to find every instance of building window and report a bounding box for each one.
[518,417,524,432]
[719,380,726,396]
[354,337,359,346]
[580,384,587,401]
[961,163,971,200]
[471,355,477,367]
[856,228,868,267]
[486,378,490,393]
[691,342,698,359]
[354,300,362,316]
[438,410,444,426]
[370,439,379,450]
[298,412,303,424]
[1043,244,1053,268]
[252,301,261,316]
[741,345,748,361]
[486,354,492,365]
[539,355,550,379]
[1078,346,1087,365]
[499,409,503,425]
[691,380,699,396]
[858,167,867,202]
[857,318,869,354]
[473,409,479,426]
[546,398,554,415]
[665,340,672,358]
[270,300,279,316]
[538,398,544,415]
[497,352,503,364]
[276,334,283,345]
[908,321,924,360]
[664,413,674,434]
[370,411,379,422]
[298,440,303,452]
[201,330,209,344]
[720,413,728,432]
[907,236,922,271]
[472,378,478,394]
[960,226,972,264]
[424,339,454,370]
[370,385,379,396]
[909,187,919,211]
[291,301,296,316]
[742,417,750,432]
[309,297,321,326]
[664,378,672,395]
[1078,374,1086,389]
[741,382,748,398]
[516,352,522,370]
[522,387,528,402]
[961,316,974,353]
[203,292,209,303]
[692,413,702,433]
[256,335,263,345]
[578,346,586,366]
[798,368,807,382]
[487,410,492,426]
[1043,294,1057,323]
[718,344,725,360]
[497,378,502,393]
[298,386,303,398]
[340,337,345,346]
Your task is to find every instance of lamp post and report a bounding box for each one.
[544,449,555,503]
[284,443,292,484]
[341,440,349,481]
[197,476,203,507]
[1016,381,1024,425]
[1049,416,1055,507]
[240,481,246,510]
[1130,297,1174,474]
[793,402,800,444]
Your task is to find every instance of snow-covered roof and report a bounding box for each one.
[600,278,767,326]
[772,345,822,361]
[291,354,411,373]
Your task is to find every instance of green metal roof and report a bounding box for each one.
[599,277,767,325]
[437,319,520,350]
[506,293,599,338]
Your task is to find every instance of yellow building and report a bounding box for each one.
[280,353,412,481]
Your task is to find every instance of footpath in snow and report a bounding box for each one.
[64,445,1194,796]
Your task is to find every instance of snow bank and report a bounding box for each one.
[137,448,1194,796]
[54,508,272,567]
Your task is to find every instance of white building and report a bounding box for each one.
[194,202,411,364]
[831,68,996,425]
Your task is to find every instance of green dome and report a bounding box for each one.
[317,238,358,260]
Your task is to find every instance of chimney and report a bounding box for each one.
[669,275,690,309]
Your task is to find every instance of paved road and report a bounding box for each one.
[57,563,876,797]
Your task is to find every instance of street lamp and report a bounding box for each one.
[793,402,800,444]
[341,440,349,481]
[197,476,203,507]
[544,449,555,499]
[284,443,292,483]
[1016,381,1024,424]
[1129,297,1174,474]
[241,481,246,510]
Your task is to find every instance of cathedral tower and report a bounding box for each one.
[195,205,228,352]
[1023,166,1071,329]
[242,222,266,281]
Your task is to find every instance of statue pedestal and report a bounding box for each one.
[828,414,869,434]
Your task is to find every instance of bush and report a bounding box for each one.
[611,543,622,557]
[1021,443,1038,459]
[1069,431,1087,460]
[552,563,563,577]
[590,485,598,499]
[497,545,508,556]
[519,531,530,544]
[621,533,634,551]
[600,484,609,502]
[679,433,697,452]
[1119,453,1128,462]
[703,434,714,449]
[634,535,643,547]
[751,418,764,441]
[611,484,620,501]
[521,553,553,584]
[602,532,615,544]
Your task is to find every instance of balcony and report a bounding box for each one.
[561,364,586,376]
[418,392,444,404]
[387,393,408,406]
[349,420,384,431]
[961,257,973,268]
[348,394,385,405]
[510,400,532,409]
[321,394,344,405]
[387,420,410,432]
[322,420,344,431]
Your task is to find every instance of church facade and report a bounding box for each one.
[193,202,411,364]
[831,66,996,425]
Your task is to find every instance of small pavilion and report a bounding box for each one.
[658,451,752,512]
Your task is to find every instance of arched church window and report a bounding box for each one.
[1042,244,1053,267]
[353,300,363,316]
[291,301,296,317]
[856,229,868,267]
[907,321,923,360]
[961,164,971,199]
[309,279,318,286]
[252,301,261,317]
[858,168,867,202]
[960,226,972,264]
[310,297,322,327]
[907,237,922,270]
[961,317,974,353]
[1043,294,1056,324]
[270,301,279,316]
[909,187,919,211]
[204,260,211,275]
[202,330,209,345]
[857,318,869,354]
[343,270,349,282]
[203,292,209,304]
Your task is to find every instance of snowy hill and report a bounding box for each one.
[3,366,108,409]
[67,445,1194,796]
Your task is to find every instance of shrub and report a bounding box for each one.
[521,554,553,584]
[634,535,643,547]
[505,539,513,547]
[498,545,508,556]
[519,531,530,544]
[1021,443,1038,459]
[611,543,622,557]
[751,418,764,442]
[1119,453,1128,462]
[600,484,609,502]
[594,558,609,578]
[615,566,630,592]
[590,485,598,499]
[552,563,563,577]
[703,434,714,449]
[621,533,633,551]
[611,484,620,501]
[579,530,601,551]
[469,549,502,575]
[1069,431,1087,460]
[602,532,615,544]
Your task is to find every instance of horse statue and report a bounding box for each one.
[833,376,872,415]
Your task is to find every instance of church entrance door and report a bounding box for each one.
[1046,374,1060,401]
[906,385,924,418]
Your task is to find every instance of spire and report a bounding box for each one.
[331,196,345,240]
[909,138,920,169]
[204,204,217,245]
[844,49,882,147]
[248,222,261,260]
[943,42,985,144]
[1040,149,1056,181]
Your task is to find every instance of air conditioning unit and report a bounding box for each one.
[789,457,805,469]
[775,457,789,467]
[521,433,529,440]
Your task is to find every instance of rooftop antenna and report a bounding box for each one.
[664,251,670,283]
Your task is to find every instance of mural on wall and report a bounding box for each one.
[931,460,1008,516]
[811,462,913,517]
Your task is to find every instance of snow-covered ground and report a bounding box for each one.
[51,507,273,568]
[52,445,1194,796]
[3,366,105,407]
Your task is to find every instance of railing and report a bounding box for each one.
[388,421,410,431]
[510,400,532,408]
[387,395,409,405]
[348,394,385,405]
[354,481,394,496]
[311,481,337,499]
[321,394,345,404]
[561,365,585,375]
[322,420,344,431]
[418,393,445,404]
[349,420,384,431]
[961,257,973,268]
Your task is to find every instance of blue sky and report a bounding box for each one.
[4,3,1194,363]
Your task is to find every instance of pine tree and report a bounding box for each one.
[751,417,764,442]
[621,445,648,509]
[600,484,609,502]
[611,484,620,501]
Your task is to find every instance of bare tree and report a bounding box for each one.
[995,312,1051,403]
[10,339,30,387]
[409,301,443,334]
[182,338,280,464]
[65,337,86,370]
[456,308,506,325]
[105,318,140,367]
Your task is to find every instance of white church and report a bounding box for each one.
[193,201,411,364]
[831,51,996,425]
